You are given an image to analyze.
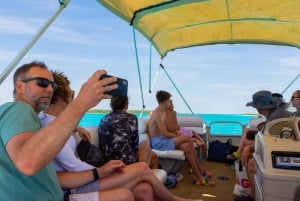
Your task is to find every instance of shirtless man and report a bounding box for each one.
[165,100,206,149]
[148,90,213,186]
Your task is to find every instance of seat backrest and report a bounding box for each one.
[138,117,150,134]
[177,116,203,127]
[137,116,205,134]
[265,117,300,140]
[75,126,99,146]
[177,116,205,134]
[82,115,205,148]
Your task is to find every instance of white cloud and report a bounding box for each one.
[0,16,42,35]
[0,50,16,61]
[279,56,300,67]
[45,26,95,45]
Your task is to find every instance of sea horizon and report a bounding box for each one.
[80,112,258,135]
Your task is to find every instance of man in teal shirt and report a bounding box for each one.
[0,101,62,200]
[0,61,117,200]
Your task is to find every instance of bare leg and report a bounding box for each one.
[243,139,254,149]
[175,136,203,180]
[138,141,158,169]
[236,128,250,154]
[138,141,152,166]
[247,158,255,199]
[99,188,134,201]
[100,162,189,201]
[149,151,158,169]
[175,136,214,181]
[132,182,154,201]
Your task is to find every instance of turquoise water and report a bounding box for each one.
[79,113,257,135]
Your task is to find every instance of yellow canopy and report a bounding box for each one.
[97,0,300,57]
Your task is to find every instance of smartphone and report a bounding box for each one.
[99,74,128,97]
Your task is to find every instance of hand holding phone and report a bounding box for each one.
[99,74,128,97]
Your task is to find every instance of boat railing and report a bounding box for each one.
[205,120,246,150]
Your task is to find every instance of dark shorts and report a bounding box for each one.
[150,135,176,151]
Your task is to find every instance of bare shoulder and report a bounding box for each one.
[149,108,161,124]
[150,108,159,118]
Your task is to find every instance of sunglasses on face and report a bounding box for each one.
[21,77,57,90]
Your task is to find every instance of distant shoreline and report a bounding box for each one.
[87,109,257,116]
[88,109,151,114]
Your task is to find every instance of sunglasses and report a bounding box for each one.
[21,77,57,90]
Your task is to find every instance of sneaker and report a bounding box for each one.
[164,173,178,188]
[176,172,184,182]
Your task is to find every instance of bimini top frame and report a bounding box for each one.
[0,0,70,85]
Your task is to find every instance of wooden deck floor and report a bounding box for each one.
[168,159,236,201]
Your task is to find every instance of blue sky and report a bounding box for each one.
[0,0,299,114]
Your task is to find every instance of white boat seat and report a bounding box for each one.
[152,149,185,160]
[138,116,205,172]
[77,126,168,183]
[152,169,167,183]
[79,115,205,174]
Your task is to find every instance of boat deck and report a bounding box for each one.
[169,159,236,201]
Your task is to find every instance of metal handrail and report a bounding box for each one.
[205,120,246,147]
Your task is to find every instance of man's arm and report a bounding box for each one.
[165,110,180,132]
[57,160,126,189]
[57,170,95,189]
[76,126,92,142]
[6,70,117,175]
[155,110,178,138]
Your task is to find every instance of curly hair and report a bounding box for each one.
[51,71,71,104]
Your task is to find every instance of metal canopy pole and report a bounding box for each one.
[281,73,300,95]
[0,0,70,85]
[160,63,194,115]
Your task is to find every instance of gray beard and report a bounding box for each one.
[36,101,50,112]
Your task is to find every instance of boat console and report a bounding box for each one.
[254,117,300,201]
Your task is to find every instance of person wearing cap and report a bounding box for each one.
[230,92,288,160]
[290,90,300,116]
[240,90,291,200]
[246,90,291,123]
[272,92,289,109]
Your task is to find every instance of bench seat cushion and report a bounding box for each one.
[152,149,185,160]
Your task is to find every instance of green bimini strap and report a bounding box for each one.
[160,64,194,115]
[132,27,145,109]
[139,66,161,117]
[148,43,153,93]
[281,73,300,95]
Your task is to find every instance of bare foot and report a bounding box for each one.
[200,167,213,177]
